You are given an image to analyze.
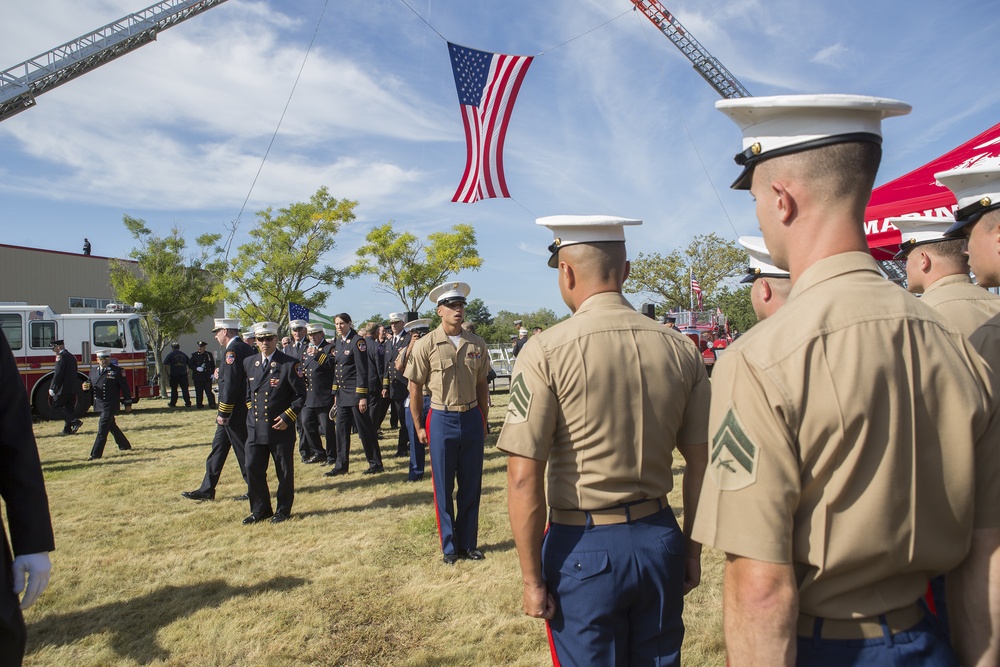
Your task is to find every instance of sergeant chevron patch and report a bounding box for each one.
[506,373,532,424]
[709,406,759,491]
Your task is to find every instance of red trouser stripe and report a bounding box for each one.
[541,522,560,666]
[426,410,444,550]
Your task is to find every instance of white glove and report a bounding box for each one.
[12,552,51,610]
[197,366,204,372]
[48,389,55,397]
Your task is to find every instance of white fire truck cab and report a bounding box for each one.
[0,304,158,420]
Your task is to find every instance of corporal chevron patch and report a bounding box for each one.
[506,373,532,424]
[709,406,759,491]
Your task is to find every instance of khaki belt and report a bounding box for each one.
[549,498,668,526]
[796,604,924,640]
[430,400,478,413]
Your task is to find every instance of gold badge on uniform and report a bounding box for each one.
[505,373,532,424]
[709,406,759,491]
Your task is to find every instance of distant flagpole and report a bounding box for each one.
[689,267,694,310]
[448,42,533,203]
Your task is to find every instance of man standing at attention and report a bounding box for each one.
[299,323,334,465]
[692,95,1000,666]
[84,349,132,460]
[325,313,383,476]
[739,235,791,321]
[49,339,82,435]
[891,215,1000,335]
[188,341,217,410]
[406,282,491,565]
[935,164,1000,667]
[181,318,254,502]
[497,216,710,665]
[242,321,306,524]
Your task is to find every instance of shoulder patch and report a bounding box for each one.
[226,351,235,364]
[505,373,532,424]
[295,362,303,377]
[709,406,760,491]
[357,338,367,353]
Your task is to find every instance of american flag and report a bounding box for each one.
[691,273,703,309]
[448,42,533,203]
[288,302,336,334]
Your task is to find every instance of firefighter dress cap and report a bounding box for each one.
[243,331,255,339]
[739,236,790,283]
[716,94,911,190]
[252,321,279,337]
[537,215,642,268]
[51,339,64,346]
[519,328,528,335]
[936,165,1000,236]
[403,318,431,333]
[96,349,111,358]
[888,216,955,259]
[306,323,325,335]
[388,312,405,323]
[212,318,240,332]
[429,282,471,306]
[289,319,308,330]
[197,341,207,347]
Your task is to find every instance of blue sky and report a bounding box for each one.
[2,0,999,319]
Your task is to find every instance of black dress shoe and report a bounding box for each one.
[242,512,273,525]
[376,430,385,439]
[443,553,459,565]
[233,493,249,501]
[405,476,423,483]
[270,513,290,523]
[324,468,347,477]
[70,420,83,434]
[181,490,214,501]
[119,445,132,451]
[87,455,99,461]
[394,450,408,458]
[460,548,485,561]
[305,454,324,464]
[361,465,384,475]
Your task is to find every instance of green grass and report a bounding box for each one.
[24,392,726,666]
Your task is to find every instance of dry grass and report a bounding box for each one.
[24,391,726,666]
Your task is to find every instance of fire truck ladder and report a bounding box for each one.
[0,0,230,122]
[628,0,751,100]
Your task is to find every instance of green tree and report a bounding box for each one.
[109,215,225,396]
[478,308,566,345]
[228,186,355,330]
[348,222,483,312]
[706,285,757,334]
[625,233,747,311]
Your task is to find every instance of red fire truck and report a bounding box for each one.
[0,304,158,420]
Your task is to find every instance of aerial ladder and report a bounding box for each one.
[0,0,230,122]
[627,0,751,99]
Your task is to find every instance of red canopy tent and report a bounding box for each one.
[865,120,1000,259]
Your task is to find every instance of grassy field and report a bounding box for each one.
[23,390,726,666]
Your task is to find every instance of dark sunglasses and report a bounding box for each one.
[256,335,276,342]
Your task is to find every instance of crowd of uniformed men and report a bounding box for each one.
[9,92,1000,667]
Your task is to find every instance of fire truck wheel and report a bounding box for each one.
[33,378,89,421]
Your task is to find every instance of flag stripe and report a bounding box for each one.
[448,43,532,203]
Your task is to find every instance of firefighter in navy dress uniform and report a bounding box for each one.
[49,339,82,434]
[84,349,132,460]
[0,329,54,665]
[242,321,306,524]
[181,318,254,502]
[325,313,383,476]
[300,322,335,464]
[383,313,412,466]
